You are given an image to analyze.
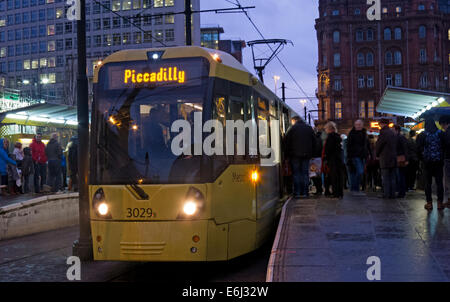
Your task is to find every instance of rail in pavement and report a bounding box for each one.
[266,192,450,282]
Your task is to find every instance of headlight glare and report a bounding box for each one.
[98,202,109,216]
[183,200,197,216]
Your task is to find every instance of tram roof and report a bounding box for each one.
[93,46,253,86]
[0,102,79,129]
[377,86,450,118]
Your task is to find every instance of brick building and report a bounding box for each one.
[315,0,450,131]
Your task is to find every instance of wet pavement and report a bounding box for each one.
[269,191,450,282]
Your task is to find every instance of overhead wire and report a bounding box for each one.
[232,0,316,109]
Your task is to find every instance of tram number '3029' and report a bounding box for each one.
[126,208,153,218]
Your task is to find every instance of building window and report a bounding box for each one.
[0,47,5,58]
[113,33,121,45]
[133,0,141,9]
[65,22,72,33]
[420,49,427,63]
[335,101,342,120]
[103,18,111,29]
[357,53,365,66]
[356,30,364,42]
[48,57,56,68]
[367,75,374,88]
[56,23,63,35]
[24,59,30,70]
[122,32,131,45]
[334,78,342,91]
[366,52,374,66]
[420,73,428,88]
[94,35,101,47]
[358,75,365,88]
[134,32,142,44]
[395,73,403,86]
[56,8,63,19]
[419,25,426,38]
[394,51,402,65]
[122,0,131,10]
[47,25,55,36]
[334,53,341,67]
[113,17,121,28]
[386,74,393,86]
[93,19,101,30]
[144,31,152,43]
[154,0,163,7]
[103,34,112,46]
[165,0,174,6]
[382,7,388,14]
[368,101,375,118]
[112,0,121,11]
[155,29,163,41]
[359,101,366,118]
[333,30,340,43]
[367,29,374,41]
[448,29,450,40]
[322,55,327,67]
[154,15,163,25]
[48,40,55,52]
[165,29,174,42]
[418,4,425,11]
[332,10,339,16]
[394,27,402,40]
[354,8,361,15]
[384,28,391,40]
[165,14,175,24]
[40,58,47,68]
[31,59,38,69]
[396,6,402,13]
[385,51,393,65]
[65,38,72,50]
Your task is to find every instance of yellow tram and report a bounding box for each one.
[90,46,296,261]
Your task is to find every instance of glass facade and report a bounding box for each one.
[0,0,198,102]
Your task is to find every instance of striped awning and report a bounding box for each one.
[377,86,450,119]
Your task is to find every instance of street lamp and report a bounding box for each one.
[300,99,307,121]
[273,75,280,96]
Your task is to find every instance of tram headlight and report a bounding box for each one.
[178,187,205,219]
[97,202,109,216]
[183,200,198,216]
[92,188,112,219]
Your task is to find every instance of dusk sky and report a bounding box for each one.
[201,0,319,119]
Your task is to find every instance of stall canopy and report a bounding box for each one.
[377,86,450,119]
[0,103,78,129]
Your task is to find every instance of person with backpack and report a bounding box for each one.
[416,118,445,210]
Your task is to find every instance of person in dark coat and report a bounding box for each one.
[376,119,397,199]
[323,121,344,199]
[45,133,63,192]
[22,147,34,193]
[406,130,419,191]
[417,118,445,210]
[394,125,408,198]
[439,116,450,208]
[346,120,370,195]
[67,136,78,192]
[285,116,317,198]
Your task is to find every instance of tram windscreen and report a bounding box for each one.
[92,57,210,185]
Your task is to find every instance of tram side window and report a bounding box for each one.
[256,93,271,158]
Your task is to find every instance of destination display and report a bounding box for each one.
[102,58,208,90]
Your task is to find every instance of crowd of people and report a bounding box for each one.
[0,133,78,197]
[284,116,450,211]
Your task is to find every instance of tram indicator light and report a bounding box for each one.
[123,67,186,84]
